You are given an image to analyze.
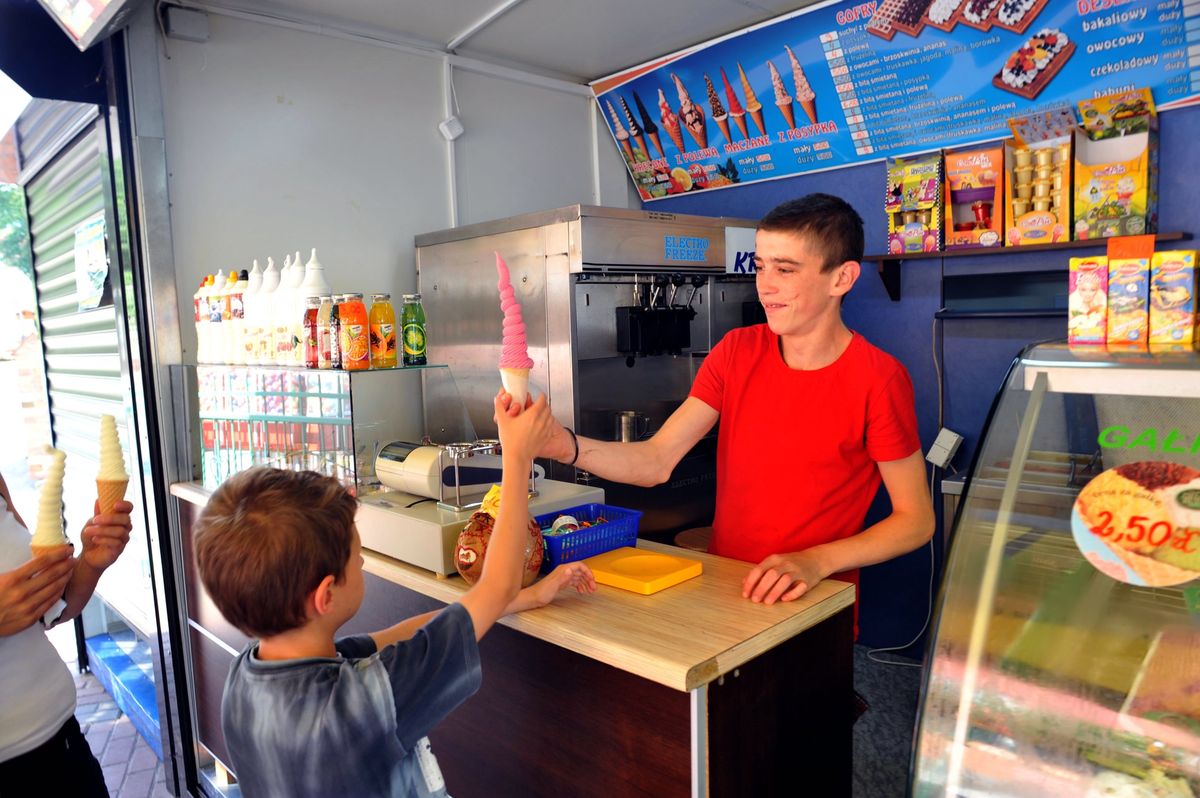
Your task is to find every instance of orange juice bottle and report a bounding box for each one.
[338,293,369,371]
[369,293,397,368]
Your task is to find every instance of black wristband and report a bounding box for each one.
[563,426,580,467]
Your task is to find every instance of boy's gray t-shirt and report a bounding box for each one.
[221,603,481,798]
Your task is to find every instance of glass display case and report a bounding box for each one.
[170,363,474,493]
[913,343,1200,797]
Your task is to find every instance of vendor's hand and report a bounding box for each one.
[742,551,827,605]
[79,499,133,572]
[527,562,597,608]
[0,548,75,637]
[494,392,556,464]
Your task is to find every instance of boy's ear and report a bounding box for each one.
[831,260,861,297]
[310,574,338,617]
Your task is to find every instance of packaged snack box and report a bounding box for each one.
[886,154,942,254]
[1149,250,1198,347]
[1004,108,1073,246]
[1074,89,1158,240]
[1068,256,1107,345]
[943,145,1003,249]
[1105,257,1149,345]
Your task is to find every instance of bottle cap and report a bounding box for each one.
[305,296,322,307]
[346,292,364,300]
[371,293,391,302]
[239,269,249,280]
[402,293,420,301]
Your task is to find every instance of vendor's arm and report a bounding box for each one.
[57,500,134,623]
[540,397,718,487]
[743,450,934,604]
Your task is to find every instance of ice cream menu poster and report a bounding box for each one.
[591,0,1200,201]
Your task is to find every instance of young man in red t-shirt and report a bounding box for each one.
[540,193,934,609]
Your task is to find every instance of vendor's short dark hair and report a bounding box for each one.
[194,467,357,638]
[758,193,864,272]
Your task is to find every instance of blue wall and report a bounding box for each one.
[649,105,1200,650]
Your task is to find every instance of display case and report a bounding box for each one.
[170,363,474,493]
[913,343,1200,797]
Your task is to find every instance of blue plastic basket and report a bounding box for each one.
[534,503,642,571]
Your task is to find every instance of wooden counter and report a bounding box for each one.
[172,481,857,797]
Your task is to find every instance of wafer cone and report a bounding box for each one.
[800,99,817,125]
[632,133,647,161]
[778,101,795,130]
[97,479,129,515]
[499,367,530,406]
[618,139,633,161]
[749,108,766,136]
[714,114,731,142]
[647,131,664,159]
[685,123,707,150]
[30,543,71,561]
[665,125,686,153]
[729,112,748,140]
[1105,540,1198,586]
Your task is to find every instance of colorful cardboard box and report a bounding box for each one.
[1149,250,1198,348]
[1106,257,1149,346]
[886,154,942,254]
[1073,89,1158,240]
[943,145,1003,249]
[1004,108,1074,246]
[1068,256,1107,345]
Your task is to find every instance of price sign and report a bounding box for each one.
[1071,461,1200,587]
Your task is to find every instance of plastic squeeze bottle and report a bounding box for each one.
[257,258,280,364]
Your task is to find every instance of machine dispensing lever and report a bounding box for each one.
[687,275,707,308]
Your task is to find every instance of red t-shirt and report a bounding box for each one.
[689,326,920,601]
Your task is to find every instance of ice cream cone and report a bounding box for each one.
[97,479,129,515]
[800,99,818,125]
[632,134,648,161]
[714,114,731,142]
[685,123,707,150]
[748,107,766,136]
[729,112,748,140]
[499,367,530,407]
[30,543,72,561]
[778,100,795,130]
[618,139,634,160]
[670,73,708,152]
[647,131,664,159]
[657,88,687,153]
[32,447,68,550]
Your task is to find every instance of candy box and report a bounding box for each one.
[1073,89,1158,240]
[1149,250,1198,347]
[886,154,942,254]
[943,145,1004,249]
[1004,108,1073,246]
[1106,257,1149,346]
[1068,256,1107,345]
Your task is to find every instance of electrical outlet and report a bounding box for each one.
[926,428,963,468]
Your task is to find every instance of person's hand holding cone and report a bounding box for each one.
[97,414,129,515]
[495,252,535,405]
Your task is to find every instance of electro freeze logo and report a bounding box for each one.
[664,235,711,262]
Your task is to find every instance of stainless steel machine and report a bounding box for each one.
[415,204,760,537]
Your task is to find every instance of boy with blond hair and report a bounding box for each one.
[195,392,593,797]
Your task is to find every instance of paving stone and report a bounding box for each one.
[102,763,126,792]
[101,734,136,767]
[85,729,110,753]
[110,717,137,739]
[150,784,175,798]
[118,769,154,798]
[126,743,159,775]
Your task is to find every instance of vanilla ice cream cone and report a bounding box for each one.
[499,367,530,406]
[32,448,68,550]
[30,543,72,561]
[96,415,129,515]
[97,479,129,515]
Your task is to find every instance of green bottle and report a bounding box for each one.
[401,293,427,366]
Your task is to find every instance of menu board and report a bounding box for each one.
[591,0,1200,201]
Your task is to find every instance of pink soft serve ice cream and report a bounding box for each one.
[496,252,534,403]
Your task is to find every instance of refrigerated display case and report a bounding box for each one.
[913,343,1200,797]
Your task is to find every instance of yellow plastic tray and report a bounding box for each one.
[583,547,703,595]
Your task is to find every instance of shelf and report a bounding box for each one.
[863,231,1191,301]
[934,309,1067,320]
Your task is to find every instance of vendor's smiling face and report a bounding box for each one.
[754,229,855,337]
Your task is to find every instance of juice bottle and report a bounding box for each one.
[330,295,342,370]
[339,293,369,371]
[401,293,427,367]
[316,296,333,369]
[303,296,321,369]
[369,293,397,368]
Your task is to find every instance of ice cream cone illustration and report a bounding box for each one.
[657,88,687,153]
[97,414,129,514]
[720,67,749,140]
[619,96,647,162]
[605,100,634,161]
[495,252,534,406]
[785,45,818,125]
[632,91,664,159]
[737,62,767,137]
[671,73,707,150]
[31,447,69,558]
[703,74,731,143]
[768,60,795,130]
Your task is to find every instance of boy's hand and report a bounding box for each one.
[80,499,134,572]
[494,391,556,464]
[506,562,597,614]
[0,548,75,637]
[742,551,828,605]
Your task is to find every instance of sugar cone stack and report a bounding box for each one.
[495,253,535,406]
[97,414,129,514]
[31,447,69,557]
